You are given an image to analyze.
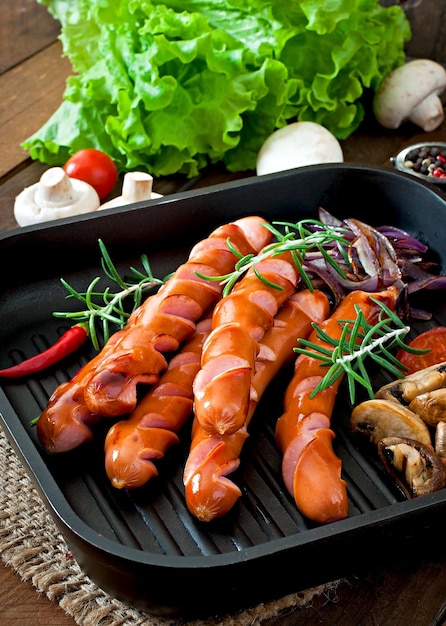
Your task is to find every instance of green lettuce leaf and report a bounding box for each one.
[23,0,411,176]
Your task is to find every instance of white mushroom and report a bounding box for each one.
[256,121,344,176]
[373,59,446,132]
[375,361,446,404]
[378,436,446,498]
[435,422,446,458]
[14,167,100,227]
[409,388,446,427]
[350,398,431,446]
[100,171,163,210]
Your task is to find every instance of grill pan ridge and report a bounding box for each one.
[1,164,446,617]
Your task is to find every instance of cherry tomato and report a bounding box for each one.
[396,327,446,374]
[64,149,117,200]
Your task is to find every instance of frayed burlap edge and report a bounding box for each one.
[0,426,342,626]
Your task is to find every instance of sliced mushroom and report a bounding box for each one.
[435,422,446,458]
[378,436,446,498]
[350,398,431,446]
[375,361,446,405]
[409,388,446,427]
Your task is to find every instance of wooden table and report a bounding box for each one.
[1,3,446,625]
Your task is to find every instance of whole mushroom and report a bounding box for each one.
[100,171,163,210]
[256,121,344,176]
[373,59,446,132]
[14,167,100,226]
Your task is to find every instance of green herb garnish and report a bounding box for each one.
[53,239,166,350]
[196,219,351,296]
[294,297,427,404]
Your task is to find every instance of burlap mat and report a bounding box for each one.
[0,426,341,625]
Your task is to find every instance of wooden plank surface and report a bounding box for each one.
[0,564,75,625]
[404,0,446,64]
[0,42,71,179]
[0,0,61,74]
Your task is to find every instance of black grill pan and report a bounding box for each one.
[1,164,446,618]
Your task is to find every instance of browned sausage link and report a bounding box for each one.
[192,252,299,437]
[104,315,213,489]
[36,330,125,453]
[184,289,330,522]
[275,284,401,524]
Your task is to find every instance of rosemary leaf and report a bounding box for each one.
[295,349,333,364]
[355,355,371,390]
[227,238,245,260]
[253,264,284,290]
[348,310,364,353]
[311,323,342,349]
[394,333,430,355]
[378,344,404,368]
[368,351,405,378]
[99,240,128,289]
[292,251,313,291]
[347,370,356,403]
[312,365,342,394]
[295,339,334,359]
[89,316,98,349]
[352,358,374,394]
[319,244,348,279]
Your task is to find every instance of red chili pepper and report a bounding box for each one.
[0,323,89,379]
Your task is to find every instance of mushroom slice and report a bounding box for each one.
[409,388,446,427]
[375,361,446,405]
[350,398,431,446]
[378,436,446,498]
[435,422,446,459]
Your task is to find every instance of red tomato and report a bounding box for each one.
[396,327,446,374]
[64,149,117,200]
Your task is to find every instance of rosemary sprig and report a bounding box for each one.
[196,219,351,296]
[294,297,428,404]
[53,239,166,350]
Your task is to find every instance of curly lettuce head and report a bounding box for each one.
[23,0,411,177]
